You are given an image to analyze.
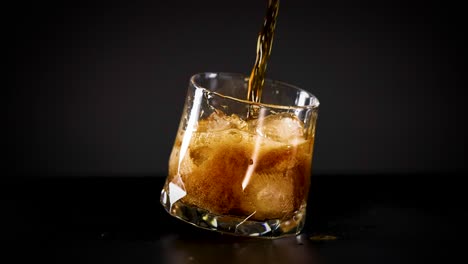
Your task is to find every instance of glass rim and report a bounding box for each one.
[190,72,320,110]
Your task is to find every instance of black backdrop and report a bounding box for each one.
[7,0,465,177]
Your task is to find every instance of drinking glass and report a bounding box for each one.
[160,72,319,238]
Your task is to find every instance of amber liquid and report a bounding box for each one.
[168,111,312,221]
[247,0,280,105]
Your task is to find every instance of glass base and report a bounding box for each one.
[160,189,306,239]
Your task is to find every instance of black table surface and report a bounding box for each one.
[2,174,466,263]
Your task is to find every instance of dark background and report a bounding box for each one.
[7,0,466,177]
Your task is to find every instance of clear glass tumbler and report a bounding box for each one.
[160,72,320,238]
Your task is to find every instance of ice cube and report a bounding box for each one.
[255,113,304,143]
[240,171,296,220]
[197,111,230,131]
[226,113,248,131]
[197,111,248,132]
[189,146,212,166]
